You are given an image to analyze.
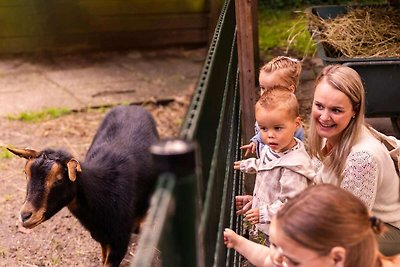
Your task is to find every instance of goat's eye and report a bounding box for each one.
[53,174,64,186]
[54,179,64,186]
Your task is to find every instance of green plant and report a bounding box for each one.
[7,107,71,122]
[258,8,316,57]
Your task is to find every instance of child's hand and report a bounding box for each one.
[233,161,242,170]
[245,208,260,225]
[240,142,256,157]
[235,195,253,215]
[223,228,240,249]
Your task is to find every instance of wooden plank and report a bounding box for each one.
[235,0,258,143]
[0,0,208,14]
[0,29,209,54]
[0,12,209,37]
[235,0,259,195]
[0,0,212,53]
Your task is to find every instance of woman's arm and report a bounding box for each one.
[341,151,379,210]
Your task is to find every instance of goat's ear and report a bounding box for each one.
[67,159,82,182]
[7,147,40,159]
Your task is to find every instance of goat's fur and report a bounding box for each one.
[8,105,159,267]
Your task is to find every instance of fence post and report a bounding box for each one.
[235,0,259,143]
[235,0,259,195]
[150,139,203,267]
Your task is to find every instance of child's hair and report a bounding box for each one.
[308,64,365,181]
[260,56,302,90]
[256,85,299,120]
[276,184,384,267]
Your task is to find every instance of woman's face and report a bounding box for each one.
[311,79,355,145]
[269,218,336,267]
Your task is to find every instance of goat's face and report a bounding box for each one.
[7,147,81,229]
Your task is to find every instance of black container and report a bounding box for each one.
[307,5,400,134]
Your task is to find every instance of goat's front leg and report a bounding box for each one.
[102,243,126,267]
[101,243,110,265]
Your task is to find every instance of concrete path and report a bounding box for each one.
[0,48,206,117]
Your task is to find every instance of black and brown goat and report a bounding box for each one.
[8,105,159,267]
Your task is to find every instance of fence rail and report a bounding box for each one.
[132,0,244,265]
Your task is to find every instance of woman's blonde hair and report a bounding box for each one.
[260,56,302,89]
[308,64,365,181]
[276,184,384,267]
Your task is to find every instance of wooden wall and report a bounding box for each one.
[0,0,220,54]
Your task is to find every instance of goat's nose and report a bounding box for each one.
[20,211,32,222]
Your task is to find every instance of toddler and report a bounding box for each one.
[234,87,315,241]
[241,56,304,158]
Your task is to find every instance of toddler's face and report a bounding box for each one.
[256,105,300,153]
[259,70,294,95]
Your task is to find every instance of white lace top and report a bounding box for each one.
[315,126,400,229]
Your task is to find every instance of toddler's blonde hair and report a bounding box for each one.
[260,56,302,90]
[257,85,299,120]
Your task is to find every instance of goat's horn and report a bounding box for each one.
[7,147,40,159]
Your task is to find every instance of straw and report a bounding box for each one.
[308,6,400,58]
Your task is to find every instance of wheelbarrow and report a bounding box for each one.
[307,4,400,137]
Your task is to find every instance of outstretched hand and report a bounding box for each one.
[240,142,256,157]
[245,208,260,225]
[224,228,240,249]
[235,195,253,215]
[233,160,242,170]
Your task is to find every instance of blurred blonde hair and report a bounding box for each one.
[276,184,384,267]
[256,85,299,120]
[308,64,365,181]
[260,56,302,90]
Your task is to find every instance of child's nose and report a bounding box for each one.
[271,251,284,266]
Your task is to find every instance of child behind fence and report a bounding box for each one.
[234,86,315,244]
[241,56,304,158]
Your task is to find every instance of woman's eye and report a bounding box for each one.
[315,103,323,110]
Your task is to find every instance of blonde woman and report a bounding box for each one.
[309,64,400,256]
[224,184,400,267]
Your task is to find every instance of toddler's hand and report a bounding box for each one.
[240,142,256,157]
[233,161,241,170]
[235,195,253,215]
[245,208,260,225]
[223,228,239,249]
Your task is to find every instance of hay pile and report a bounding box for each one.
[308,6,400,58]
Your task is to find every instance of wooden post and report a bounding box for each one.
[235,0,259,143]
[235,0,259,195]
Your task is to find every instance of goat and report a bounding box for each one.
[8,105,159,267]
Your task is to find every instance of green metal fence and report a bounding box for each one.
[132,0,243,265]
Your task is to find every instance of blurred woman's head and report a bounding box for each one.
[270,184,383,267]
